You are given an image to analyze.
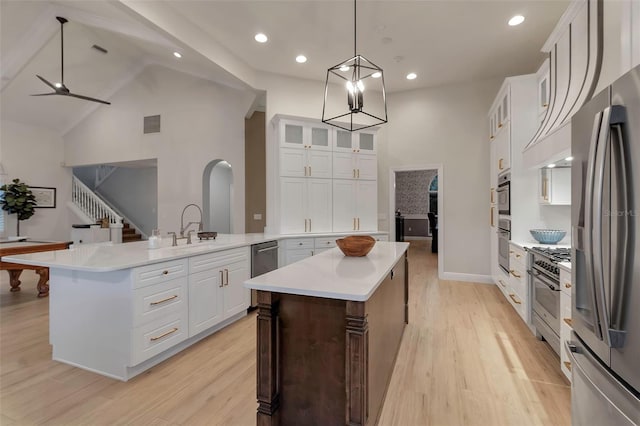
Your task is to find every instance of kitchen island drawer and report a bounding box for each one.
[508,264,527,299]
[131,311,188,365]
[132,259,188,289]
[314,237,337,248]
[284,238,314,249]
[133,277,187,327]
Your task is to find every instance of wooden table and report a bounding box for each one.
[0,240,72,297]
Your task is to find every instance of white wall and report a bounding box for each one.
[382,79,502,276]
[63,65,255,235]
[258,70,501,277]
[0,120,73,240]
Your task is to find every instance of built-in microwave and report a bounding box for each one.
[497,171,510,216]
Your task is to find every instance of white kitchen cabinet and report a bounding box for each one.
[537,59,551,121]
[280,147,332,178]
[188,247,250,337]
[494,121,511,173]
[333,129,377,154]
[539,167,571,205]
[279,120,332,151]
[280,178,332,234]
[506,242,529,325]
[332,179,377,232]
[332,152,377,180]
[559,267,573,382]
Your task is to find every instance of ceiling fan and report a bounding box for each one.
[31,16,111,105]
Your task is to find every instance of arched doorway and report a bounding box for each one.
[203,159,233,233]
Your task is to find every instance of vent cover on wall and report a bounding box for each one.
[144,115,160,134]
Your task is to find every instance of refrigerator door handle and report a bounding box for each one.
[608,105,630,348]
[584,110,605,341]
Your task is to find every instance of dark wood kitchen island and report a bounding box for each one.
[244,242,410,426]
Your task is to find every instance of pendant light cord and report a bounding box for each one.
[353,0,357,57]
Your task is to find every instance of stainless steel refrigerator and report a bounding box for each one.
[570,64,640,426]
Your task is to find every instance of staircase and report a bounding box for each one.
[122,222,142,243]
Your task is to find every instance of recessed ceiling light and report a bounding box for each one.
[547,163,556,168]
[372,72,382,78]
[173,51,182,58]
[54,82,62,88]
[296,55,307,63]
[565,156,574,161]
[508,15,525,26]
[339,65,350,72]
[254,33,268,43]
[406,73,417,80]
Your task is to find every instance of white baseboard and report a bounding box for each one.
[439,272,494,285]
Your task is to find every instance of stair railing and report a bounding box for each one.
[72,176,123,226]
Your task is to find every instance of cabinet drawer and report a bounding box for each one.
[285,248,314,266]
[559,269,572,296]
[495,275,510,297]
[133,277,187,328]
[132,259,188,289]
[131,311,188,365]
[508,264,527,299]
[509,244,527,264]
[314,237,337,249]
[283,238,314,249]
[372,234,388,242]
[506,288,526,323]
[560,337,572,383]
[560,290,572,329]
[189,247,249,274]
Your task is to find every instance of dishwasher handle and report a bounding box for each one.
[256,245,279,253]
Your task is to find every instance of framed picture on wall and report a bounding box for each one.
[30,186,56,208]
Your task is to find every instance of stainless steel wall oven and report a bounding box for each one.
[497,171,511,216]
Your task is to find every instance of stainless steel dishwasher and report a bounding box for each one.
[250,240,279,308]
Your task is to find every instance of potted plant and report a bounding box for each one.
[0,178,37,237]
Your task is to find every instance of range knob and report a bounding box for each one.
[553,266,559,275]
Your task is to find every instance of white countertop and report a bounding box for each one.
[2,232,388,272]
[244,242,410,302]
[510,240,571,250]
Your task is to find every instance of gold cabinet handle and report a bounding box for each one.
[510,270,522,279]
[498,123,503,128]
[564,361,572,371]
[162,270,169,275]
[353,169,356,178]
[150,295,178,306]
[543,178,549,200]
[219,270,224,287]
[498,280,506,288]
[509,294,522,305]
[543,103,549,107]
[563,318,572,327]
[309,219,311,232]
[224,269,229,286]
[490,136,495,140]
[308,166,311,176]
[565,282,572,289]
[357,218,360,230]
[326,241,331,244]
[510,250,514,254]
[490,188,495,203]
[305,166,308,177]
[490,207,495,227]
[498,158,504,170]
[515,254,521,259]
[150,327,178,342]
[357,169,360,178]
[353,218,356,230]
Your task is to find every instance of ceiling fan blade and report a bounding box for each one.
[67,92,111,105]
[30,93,57,96]
[36,75,57,90]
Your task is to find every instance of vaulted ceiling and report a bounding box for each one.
[0,0,569,135]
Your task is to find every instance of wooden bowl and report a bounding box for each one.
[336,235,376,257]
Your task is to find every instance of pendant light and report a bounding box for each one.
[322,0,387,132]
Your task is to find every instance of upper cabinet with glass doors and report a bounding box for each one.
[333,129,377,154]
[279,120,332,151]
[488,87,510,140]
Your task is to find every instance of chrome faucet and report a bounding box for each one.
[180,204,203,238]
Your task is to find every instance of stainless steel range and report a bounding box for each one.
[528,246,571,355]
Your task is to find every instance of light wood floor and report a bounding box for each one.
[0,241,570,425]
